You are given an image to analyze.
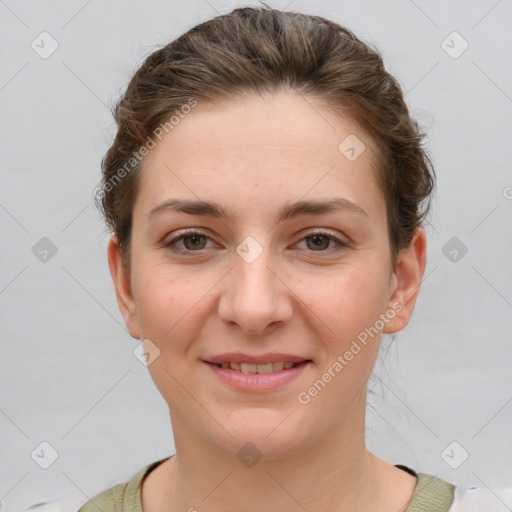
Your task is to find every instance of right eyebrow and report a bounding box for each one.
[147,199,229,220]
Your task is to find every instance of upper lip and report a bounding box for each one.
[204,353,311,364]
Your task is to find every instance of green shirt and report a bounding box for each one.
[77,458,455,512]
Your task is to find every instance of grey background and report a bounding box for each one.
[1,0,511,510]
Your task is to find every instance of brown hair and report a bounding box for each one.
[96,4,435,270]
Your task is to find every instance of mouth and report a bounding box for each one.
[202,358,312,392]
[208,361,310,373]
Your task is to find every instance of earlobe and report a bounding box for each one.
[383,227,427,334]
[107,236,141,339]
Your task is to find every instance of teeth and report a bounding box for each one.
[217,361,300,373]
[241,363,257,373]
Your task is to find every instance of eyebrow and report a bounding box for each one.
[147,197,368,221]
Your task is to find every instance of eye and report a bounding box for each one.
[164,229,217,253]
[296,230,350,253]
[162,228,350,255]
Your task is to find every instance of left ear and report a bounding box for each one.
[383,227,427,334]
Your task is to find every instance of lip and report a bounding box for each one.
[203,352,310,365]
[203,360,312,392]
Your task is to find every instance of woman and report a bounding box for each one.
[79,5,485,511]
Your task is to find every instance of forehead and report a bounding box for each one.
[136,90,385,221]
[152,90,376,164]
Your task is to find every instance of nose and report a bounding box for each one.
[217,245,293,335]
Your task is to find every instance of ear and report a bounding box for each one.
[383,227,427,334]
[107,236,141,339]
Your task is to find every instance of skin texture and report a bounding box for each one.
[108,90,427,512]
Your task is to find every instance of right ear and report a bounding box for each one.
[107,236,141,339]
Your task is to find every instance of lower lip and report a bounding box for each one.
[203,361,311,392]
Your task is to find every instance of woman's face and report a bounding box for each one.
[110,90,425,458]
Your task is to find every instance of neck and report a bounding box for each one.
[143,390,414,512]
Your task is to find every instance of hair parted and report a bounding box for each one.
[96,4,435,269]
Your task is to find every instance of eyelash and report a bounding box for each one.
[163,228,350,255]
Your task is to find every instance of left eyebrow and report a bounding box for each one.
[279,198,368,220]
[146,197,369,221]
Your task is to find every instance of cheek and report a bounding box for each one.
[133,265,197,340]
[133,269,209,397]
[296,265,390,389]
[299,266,389,335]
[132,261,226,359]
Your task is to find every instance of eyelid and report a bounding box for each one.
[162,228,219,251]
[293,228,351,253]
[162,227,351,254]
[298,227,350,244]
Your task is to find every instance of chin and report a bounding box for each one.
[212,408,311,459]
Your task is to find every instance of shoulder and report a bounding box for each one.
[77,457,171,512]
[406,472,455,511]
[77,483,128,512]
[406,471,510,512]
